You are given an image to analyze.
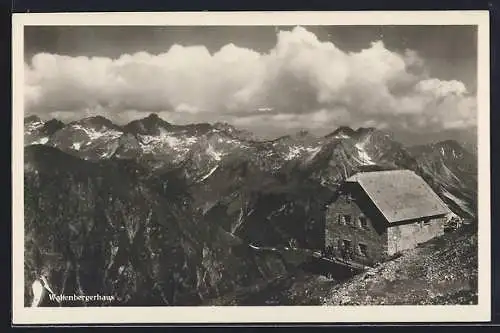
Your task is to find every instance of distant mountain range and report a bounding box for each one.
[23,113,478,306]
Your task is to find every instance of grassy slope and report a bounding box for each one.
[323,227,478,305]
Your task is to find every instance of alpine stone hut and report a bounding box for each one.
[324,169,451,265]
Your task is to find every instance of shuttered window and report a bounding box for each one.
[358,243,368,257]
[336,214,352,226]
[359,216,368,229]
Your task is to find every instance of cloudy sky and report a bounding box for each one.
[24,25,477,145]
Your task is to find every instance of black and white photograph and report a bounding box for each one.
[12,11,490,324]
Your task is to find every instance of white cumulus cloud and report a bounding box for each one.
[24,26,476,137]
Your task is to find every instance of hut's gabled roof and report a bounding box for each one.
[346,169,451,223]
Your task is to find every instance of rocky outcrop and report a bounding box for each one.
[24,145,287,306]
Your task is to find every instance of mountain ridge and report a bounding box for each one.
[23,114,477,220]
[23,113,478,306]
[24,114,476,155]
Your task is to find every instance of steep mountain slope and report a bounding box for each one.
[197,164,332,249]
[24,145,288,306]
[408,140,477,218]
[288,127,419,189]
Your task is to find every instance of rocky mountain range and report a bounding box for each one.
[23,113,478,306]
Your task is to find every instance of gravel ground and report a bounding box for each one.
[323,227,478,305]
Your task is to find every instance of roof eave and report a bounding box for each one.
[386,211,451,225]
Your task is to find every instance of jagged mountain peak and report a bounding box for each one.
[24,115,65,129]
[326,126,392,141]
[73,115,119,128]
[67,115,123,134]
[355,126,376,134]
[353,128,398,147]
[142,113,169,124]
[354,127,390,138]
[145,112,161,120]
[123,113,172,135]
[37,119,65,137]
[407,138,477,218]
[44,118,64,126]
[410,139,471,157]
[325,126,356,139]
[24,115,43,124]
[213,121,236,131]
[434,139,466,151]
[141,113,174,126]
[24,116,65,146]
[271,130,315,144]
[43,116,124,160]
[211,122,256,141]
[63,116,123,136]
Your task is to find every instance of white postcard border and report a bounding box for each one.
[12,10,491,324]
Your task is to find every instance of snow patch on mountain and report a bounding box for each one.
[285,146,305,160]
[185,137,198,145]
[138,137,163,154]
[206,145,224,161]
[332,133,350,139]
[32,137,49,145]
[100,148,118,158]
[71,124,123,141]
[164,136,182,147]
[354,141,375,165]
[71,142,83,150]
[281,144,322,161]
[199,165,219,182]
[304,146,322,162]
[26,120,45,134]
[138,129,199,155]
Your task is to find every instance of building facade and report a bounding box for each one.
[324,170,450,266]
